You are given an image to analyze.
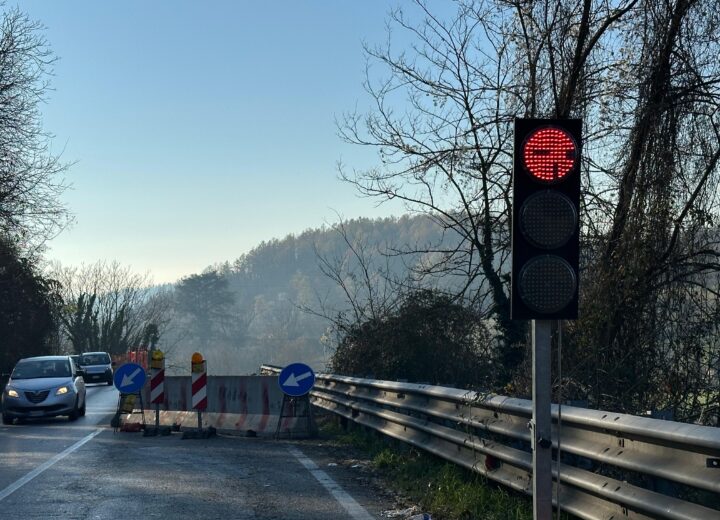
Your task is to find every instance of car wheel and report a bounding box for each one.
[107,377,113,386]
[2,413,12,425]
[79,398,86,417]
[68,398,80,421]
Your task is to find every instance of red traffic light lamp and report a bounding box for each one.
[522,126,578,183]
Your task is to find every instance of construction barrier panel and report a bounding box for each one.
[149,350,165,405]
[126,376,299,436]
[191,360,208,410]
[150,368,164,404]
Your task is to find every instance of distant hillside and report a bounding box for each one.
[161,215,461,374]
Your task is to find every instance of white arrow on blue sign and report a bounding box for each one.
[113,362,146,394]
[278,362,315,397]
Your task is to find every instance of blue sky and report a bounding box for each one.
[17,1,442,283]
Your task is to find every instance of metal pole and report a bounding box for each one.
[532,319,553,520]
[197,410,202,431]
[155,402,160,430]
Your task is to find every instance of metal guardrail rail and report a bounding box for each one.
[261,364,720,520]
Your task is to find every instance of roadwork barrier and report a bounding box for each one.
[127,375,299,436]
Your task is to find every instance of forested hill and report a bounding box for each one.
[163,214,456,374]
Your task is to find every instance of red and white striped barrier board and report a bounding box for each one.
[191,362,207,410]
[150,368,165,404]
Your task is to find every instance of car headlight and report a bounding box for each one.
[6,389,19,398]
[55,386,69,395]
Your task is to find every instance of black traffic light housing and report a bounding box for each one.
[511,118,581,320]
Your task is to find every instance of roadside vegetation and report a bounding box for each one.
[320,419,546,520]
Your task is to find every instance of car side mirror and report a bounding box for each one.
[111,361,117,367]
[77,369,85,377]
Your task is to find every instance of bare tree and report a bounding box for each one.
[303,217,406,344]
[571,0,720,415]
[48,260,172,355]
[337,0,544,381]
[339,0,720,417]
[0,6,71,370]
[0,7,71,250]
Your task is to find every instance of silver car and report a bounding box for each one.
[1,356,87,425]
[79,351,114,385]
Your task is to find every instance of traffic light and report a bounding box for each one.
[511,118,581,320]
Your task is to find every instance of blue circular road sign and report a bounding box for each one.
[278,362,315,397]
[113,363,146,394]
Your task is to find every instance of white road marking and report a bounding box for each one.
[288,445,375,520]
[0,427,104,502]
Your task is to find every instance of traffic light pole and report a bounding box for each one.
[532,319,553,520]
[511,118,581,519]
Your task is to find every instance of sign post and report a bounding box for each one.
[532,320,553,519]
[113,362,147,431]
[276,362,317,439]
[191,352,207,431]
[181,352,214,440]
[149,350,165,431]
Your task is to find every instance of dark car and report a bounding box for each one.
[79,351,114,385]
[1,356,87,424]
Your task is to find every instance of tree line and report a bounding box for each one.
[0,8,71,375]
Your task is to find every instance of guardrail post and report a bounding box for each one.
[532,319,552,520]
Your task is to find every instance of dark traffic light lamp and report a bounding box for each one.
[511,119,581,320]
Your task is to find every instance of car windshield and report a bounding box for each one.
[81,354,110,365]
[11,360,72,379]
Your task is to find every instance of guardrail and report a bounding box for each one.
[261,364,720,520]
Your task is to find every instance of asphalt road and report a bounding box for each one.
[0,385,396,519]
